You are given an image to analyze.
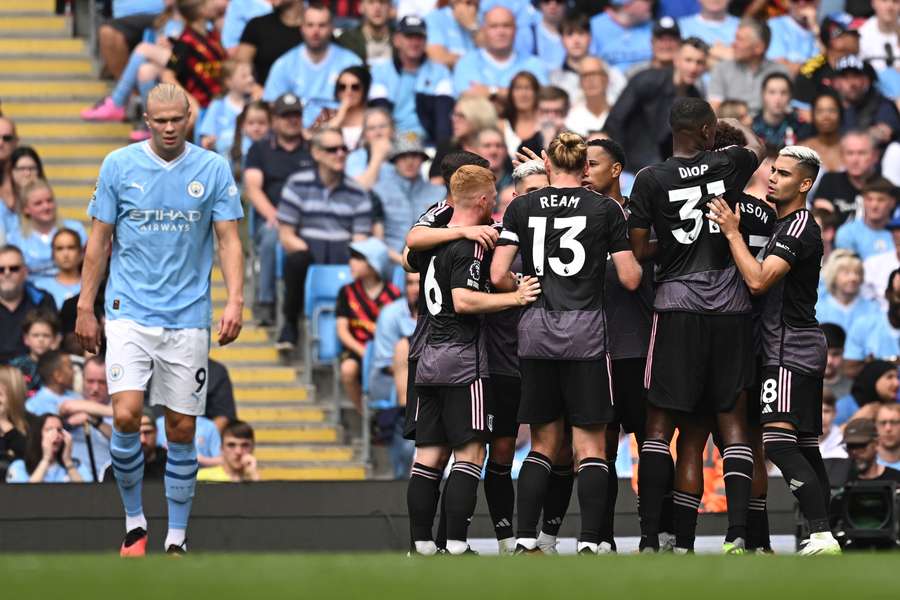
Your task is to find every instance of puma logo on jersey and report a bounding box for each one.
[129,181,145,193]
[678,164,709,178]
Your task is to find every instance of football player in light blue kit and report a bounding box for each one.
[76,84,244,557]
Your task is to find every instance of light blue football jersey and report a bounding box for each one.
[88,141,243,329]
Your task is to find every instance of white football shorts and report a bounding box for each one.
[105,319,210,416]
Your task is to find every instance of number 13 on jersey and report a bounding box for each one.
[528,216,586,277]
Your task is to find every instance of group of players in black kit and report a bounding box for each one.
[400,97,842,556]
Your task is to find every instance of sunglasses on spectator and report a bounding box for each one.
[0,265,23,274]
[0,134,16,143]
[319,144,349,154]
[338,82,361,92]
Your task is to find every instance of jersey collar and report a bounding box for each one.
[141,141,191,170]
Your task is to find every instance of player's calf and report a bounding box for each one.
[444,440,485,555]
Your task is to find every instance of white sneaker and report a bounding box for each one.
[798,532,841,556]
[598,541,616,554]
[413,541,439,556]
[659,531,676,553]
[577,542,598,555]
[498,537,517,555]
[537,532,559,555]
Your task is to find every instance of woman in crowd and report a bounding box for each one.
[7,180,86,279]
[0,365,29,480]
[36,228,83,310]
[836,361,900,425]
[347,107,395,190]
[501,71,541,158]
[428,94,498,181]
[230,100,272,181]
[815,249,882,334]
[320,66,371,152]
[6,413,90,483]
[798,91,844,173]
[2,147,45,234]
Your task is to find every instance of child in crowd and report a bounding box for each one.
[35,228,83,310]
[24,350,78,417]
[7,180,86,279]
[10,311,61,395]
[336,237,401,414]
[752,72,810,148]
[229,100,271,180]
[198,60,255,156]
[197,420,260,482]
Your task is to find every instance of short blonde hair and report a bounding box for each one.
[17,178,54,237]
[450,165,496,207]
[822,249,863,296]
[146,83,190,113]
[454,95,498,134]
[547,131,586,173]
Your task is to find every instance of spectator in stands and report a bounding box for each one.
[318,66,371,151]
[161,0,228,120]
[819,390,848,459]
[0,365,28,478]
[677,0,739,64]
[550,13,596,107]
[843,418,900,481]
[230,100,272,178]
[813,130,879,225]
[196,420,261,482]
[816,250,882,334]
[859,0,900,72]
[10,311,60,394]
[102,408,167,482]
[8,181,86,280]
[0,118,17,241]
[605,37,707,171]
[751,72,810,147]
[814,207,840,262]
[708,18,788,116]
[793,15,860,116]
[863,210,900,303]
[7,148,45,225]
[428,95,498,181]
[235,0,303,93]
[98,0,167,79]
[337,0,393,64]
[336,238,400,413]
[716,98,752,126]
[799,91,845,173]
[626,17,682,78]
[424,0,479,69]
[276,127,374,350]
[589,0,654,72]
[156,413,223,466]
[5,413,89,483]
[0,245,57,363]
[514,0,566,69]
[373,136,445,263]
[35,229,83,311]
[501,71,541,157]
[453,7,548,97]
[832,55,900,144]
[845,269,900,377]
[244,93,313,326]
[835,178,898,261]
[876,403,900,469]
[476,127,513,192]
[24,350,78,417]
[535,85,571,148]
[766,0,820,75]
[836,360,899,424]
[347,108,395,189]
[565,58,611,137]
[59,356,113,482]
[369,16,454,145]
[198,60,255,156]
[221,0,273,53]
[823,323,853,400]
[206,359,238,433]
[263,2,363,128]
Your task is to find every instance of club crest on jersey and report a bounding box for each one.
[227,184,238,197]
[109,364,124,382]
[187,180,205,198]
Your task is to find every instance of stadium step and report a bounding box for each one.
[3,101,101,119]
[237,407,326,424]
[254,446,354,462]
[255,426,340,444]
[32,143,121,160]
[235,386,311,403]
[229,367,298,385]
[0,16,68,35]
[0,38,84,55]
[259,466,366,481]
[0,0,55,12]
[0,79,107,99]
[17,122,131,139]
[0,58,92,75]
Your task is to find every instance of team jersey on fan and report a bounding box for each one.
[88,141,243,329]
[605,200,653,361]
[410,238,490,386]
[760,208,827,375]
[498,187,630,360]
[628,146,759,314]
[406,200,452,361]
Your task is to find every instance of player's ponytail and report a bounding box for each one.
[547,131,587,174]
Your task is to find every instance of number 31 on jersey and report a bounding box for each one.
[669,179,725,244]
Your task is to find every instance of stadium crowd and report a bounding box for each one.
[0,0,899,522]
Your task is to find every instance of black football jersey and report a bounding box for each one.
[737,193,777,357]
[484,254,522,377]
[760,209,827,375]
[628,146,759,314]
[498,186,630,359]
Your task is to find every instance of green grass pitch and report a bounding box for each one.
[3,554,897,599]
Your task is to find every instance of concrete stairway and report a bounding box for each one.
[0,0,365,480]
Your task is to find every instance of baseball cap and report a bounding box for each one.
[652,16,680,39]
[843,418,877,445]
[835,55,867,74]
[820,13,861,47]
[349,237,392,282]
[273,92,303,116]
[389,133,429,162]
[397,15,427,36]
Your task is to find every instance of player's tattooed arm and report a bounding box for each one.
[451,276,541,314]
[708,197,790,295]
[489,244,519,292]
[405,223,498,251]
[75,220,114,354]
